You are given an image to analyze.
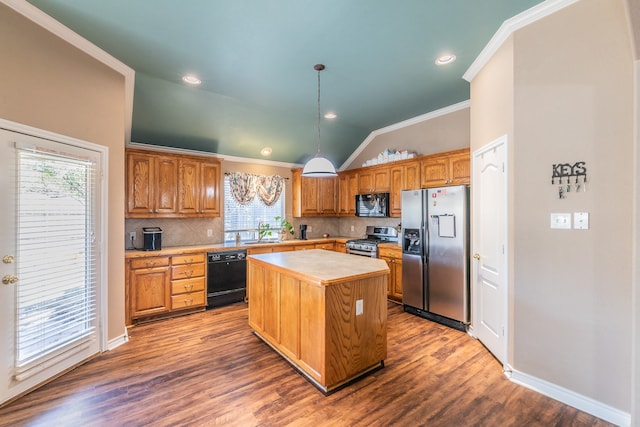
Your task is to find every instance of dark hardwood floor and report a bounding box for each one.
[0,302,612,427]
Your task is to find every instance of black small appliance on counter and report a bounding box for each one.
[142,227,162,251]
[299,224,307,240]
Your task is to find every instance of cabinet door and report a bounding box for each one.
[338,171,358,215]
[389,166,403,218]
[382,256,394,296]
[421,156,449,188]
[373,168,390,191]
[178,158,200,214]
[130,267,171,318]
[301,177,320,215]
[404,161,420,190]
[449,152,471,185]
[392,258,403,300]
[358,171,374,193]
[126,152,154,216]
[319,176,337,215]
[155,156,179,214]
[200,161,220,216]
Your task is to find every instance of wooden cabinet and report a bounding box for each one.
[126,252,207,325]
[338,170,358,216]
[177,157,221,216]
[126,148,220,218]
[292,169,338,217]
[389,160,421,217]
[127,256,171,324]
[420,149,470,188]
[334,242,346,253]
[170,253,206,311]
[315,242,335,251]
[358,167,390,193]
[378,245,402,302]
[127,152,178,216]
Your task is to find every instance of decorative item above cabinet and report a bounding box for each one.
[126,148,221,218]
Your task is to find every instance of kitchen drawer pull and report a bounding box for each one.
[184,284,193,292]
[184,298,193,306]
[146,261,156,268]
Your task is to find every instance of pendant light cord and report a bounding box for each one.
[316,67,322,155]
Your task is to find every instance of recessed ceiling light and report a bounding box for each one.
[182,74,202,85]
[324,112,337,119]
[260,147,272,156]
[435,54,457,66]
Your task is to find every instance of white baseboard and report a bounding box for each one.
[510,368,630,426]
[106,327,129,351]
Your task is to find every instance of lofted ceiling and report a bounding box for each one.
[26,0,544,166]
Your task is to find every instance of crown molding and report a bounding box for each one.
[127,142,303,169]
[338,100,470,171]
[1,0,135,143]
[463,0,580,82]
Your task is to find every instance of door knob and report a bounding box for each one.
[473,253,481,260]
[2,275,19,285]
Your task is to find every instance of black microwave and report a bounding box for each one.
[355,193,390,217]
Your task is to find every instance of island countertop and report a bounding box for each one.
[248,249,389,286]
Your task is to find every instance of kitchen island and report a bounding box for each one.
[247,249,389,393]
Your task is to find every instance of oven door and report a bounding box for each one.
[346,246,377,257]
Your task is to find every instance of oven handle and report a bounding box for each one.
[347,248,377,257]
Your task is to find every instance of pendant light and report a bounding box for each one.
[302,64,337,177]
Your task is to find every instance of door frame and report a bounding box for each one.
[0,117,109,352]
[470,134,510,371]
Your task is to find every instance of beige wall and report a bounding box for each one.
[471,0,633,413]
[0,5,126,342]
[345,107,470,169]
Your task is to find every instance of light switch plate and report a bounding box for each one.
[356,299,363,316]
[574,212,589,229]
[550,213,571,229]
[308,226,313,233]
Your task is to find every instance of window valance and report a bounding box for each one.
[226,172,285,207]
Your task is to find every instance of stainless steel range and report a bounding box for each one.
[346,226,398,257]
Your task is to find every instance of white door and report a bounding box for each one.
[472,135,508,364]
[0,124,103,405]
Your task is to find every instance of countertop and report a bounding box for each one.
[125,237,352,259]
[248,249,389,286]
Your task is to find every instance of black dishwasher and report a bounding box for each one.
[207,249,246,308]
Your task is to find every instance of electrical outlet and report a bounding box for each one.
[129,231,136,240]
[308,226,313,233]
[356,299,363,316]
[207,229,213,237]
[350,225,355,232]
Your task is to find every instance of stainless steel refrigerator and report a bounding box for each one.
[401,186,469,331]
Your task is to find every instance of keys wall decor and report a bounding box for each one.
[551,161,587,199]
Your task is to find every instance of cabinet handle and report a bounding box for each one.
[146,261,156,268]
[184,283,193,292]
[184,298,193,306]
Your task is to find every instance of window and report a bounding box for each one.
[223,175,285,242]
[15,143,99,380]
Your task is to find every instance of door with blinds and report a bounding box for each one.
[0,125,103,405]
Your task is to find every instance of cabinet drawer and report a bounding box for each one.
[295,244,316,251]
[171,277,205,295]
[378,246,401,259]
[172,253,206,265]
[315,242,335,250]
[171,291,205,310]
[171,263,205,280]
[130,256,170,270]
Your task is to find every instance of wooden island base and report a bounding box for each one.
[247,249,389,393]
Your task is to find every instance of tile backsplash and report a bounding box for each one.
[125,216,401,249]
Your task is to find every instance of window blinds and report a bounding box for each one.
[14,147,98,379]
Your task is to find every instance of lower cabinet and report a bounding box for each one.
[378,246,402,302]
[126,252,206,325]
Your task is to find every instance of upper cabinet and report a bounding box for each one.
[292,169,338,217]
[389,160,421,217]
[338,170,358,216]
[420,149,470,188]
[126,148,221,218]
[358,167,390,193]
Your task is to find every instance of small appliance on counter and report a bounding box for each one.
[299,224,307,240]
[142,227,163,251]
